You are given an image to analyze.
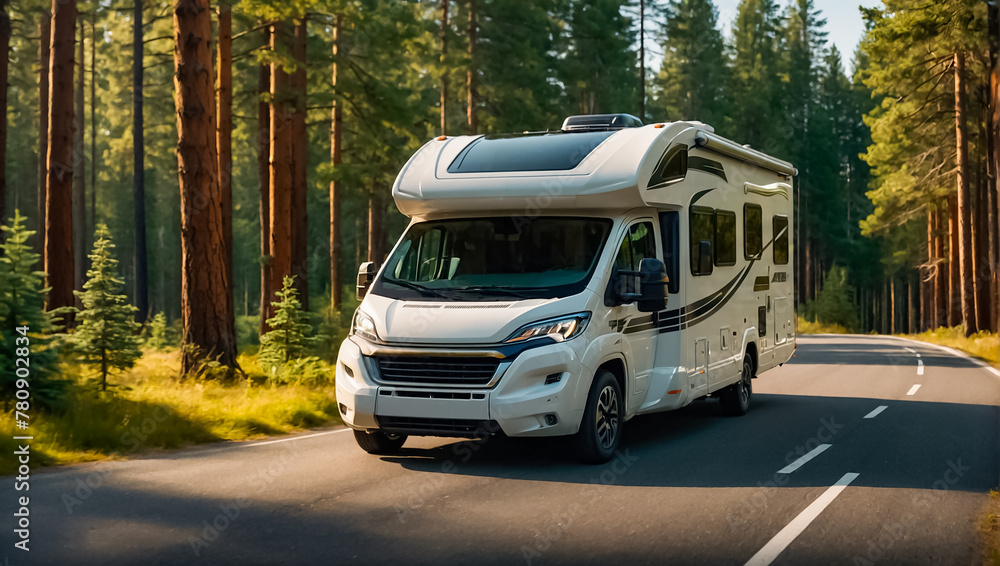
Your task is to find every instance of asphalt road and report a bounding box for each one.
[4,335,1000,566]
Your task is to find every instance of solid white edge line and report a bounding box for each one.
[906,384,921,396]
[917,359,924,375]
[863,405,888,419]
[777,444,831,474]
[744,472,860,566]
[873,335,1000,379]
[241,428,352,448]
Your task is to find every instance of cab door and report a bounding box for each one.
[609,220,659,407]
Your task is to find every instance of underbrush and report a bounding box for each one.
[0,348,340,475]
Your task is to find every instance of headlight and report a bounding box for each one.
[352,309,379,342]
[504,313,590,344]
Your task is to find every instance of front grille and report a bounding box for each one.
[377,416,501,437]
[373,356,501,386]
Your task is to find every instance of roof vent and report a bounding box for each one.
[561,113,643,132]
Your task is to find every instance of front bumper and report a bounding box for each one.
[335,336,589,438]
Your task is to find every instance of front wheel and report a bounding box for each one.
[353,429,407,454]
[720,356,753,416]
[575,369,623,464]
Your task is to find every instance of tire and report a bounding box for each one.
[353,429,407,454]
[720,356,754,416]
[575,369,623,464]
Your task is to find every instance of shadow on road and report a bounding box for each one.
[381,393,999,494]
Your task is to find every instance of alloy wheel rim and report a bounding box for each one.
[596,385,620,449]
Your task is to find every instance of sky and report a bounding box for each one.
[712,0,885,74]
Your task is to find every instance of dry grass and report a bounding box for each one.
[980,490,1000,565]
[796,316,849,335]
[0,348,341,475]
[899,327,1000,367]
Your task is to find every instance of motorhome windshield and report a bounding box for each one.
[373,217,613,301]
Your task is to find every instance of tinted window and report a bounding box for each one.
[448,131,616,173]
[745,204,762,259]
[659,211,680,294]
[375,217,613,301]
[650,146,688,188]
[715,210,736,266]
[614,222,657,295]
[773,215,789,265]
[690,207,714,276]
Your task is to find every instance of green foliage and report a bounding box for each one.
[651,0,729,125]
[259,276,323,372]
[0,211,68,411]
[813,265,859,332]
[71,225,142,391]
[143,312,175,351]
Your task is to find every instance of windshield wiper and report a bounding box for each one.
[382,278,450,299]
[455,285,538,300]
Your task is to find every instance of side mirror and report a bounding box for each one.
[637,258,669,313]
[356,262,378,301]
[698,240,713,275]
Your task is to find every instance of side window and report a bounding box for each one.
[744,204,762,259]
[658,211,680,294]
[773,215,789,265]
[613,221,657,294]
[690,207,714,276]
[715,210,736,266]
[653,146,688,187]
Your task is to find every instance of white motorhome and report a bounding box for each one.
[336,114,797,463]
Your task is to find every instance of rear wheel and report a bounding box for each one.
[720,356,753,416]
[353,429,407,454]
[575,369,623,464]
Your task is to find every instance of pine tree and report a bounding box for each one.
[259,275,318,371]
[730,0,782,151]
[0,210,67,410]
[815,265,860,332]
[71,225,141,392]
[652,0,729,125]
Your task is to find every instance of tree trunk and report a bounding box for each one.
[133,0,148,322]
[217,1,234,335]
[975,158,991,333]
[908,272,916,334]
[257,30,270,334]
[90,12,96,244]
[924,210,933,331]
[934,206,947,329]
[638,0,645,121]
[993,2,1000,336]
[330,14,343,313]
[45,0,77,321]
[948,195,961,326]
[440,0,448,135]
[890,276,896,334]
[954,51,977,336]
[37,11,50,256]
[291,16,308,310]
[0,0,8,238]
[367,192,384,264]
[74,19,85,293]
[173,0,238,374]
[466,0,476,135]
[267,20,294,323]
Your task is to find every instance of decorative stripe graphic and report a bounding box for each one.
[753,276,770,292]
[689,156,727,182]
[620,234,783,335]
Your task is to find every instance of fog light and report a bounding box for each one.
[544,414,558,426]
[544,372,562,385]
[339,403,348,415]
